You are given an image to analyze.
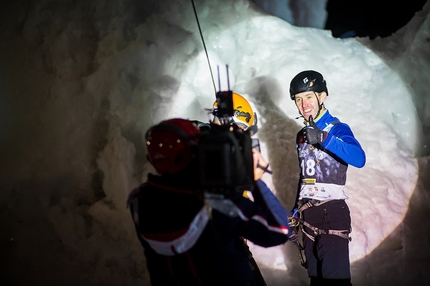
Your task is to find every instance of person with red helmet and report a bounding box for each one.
[289,71,366,286]
[127,118,290,286]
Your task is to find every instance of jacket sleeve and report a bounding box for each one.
[231,180,290,247]
[321,123,366,168]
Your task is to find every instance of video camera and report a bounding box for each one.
[197,65,256,199]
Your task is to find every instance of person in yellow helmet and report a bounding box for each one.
[212,92,258,133]
[211,93,267,286]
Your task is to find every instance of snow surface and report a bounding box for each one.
[0,0,429,285]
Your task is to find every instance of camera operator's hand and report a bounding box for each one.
[252,149,270,181]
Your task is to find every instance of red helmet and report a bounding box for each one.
[145,118,200,175]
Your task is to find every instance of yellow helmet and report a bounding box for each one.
[213,93,256,129]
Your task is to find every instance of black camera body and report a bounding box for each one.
[197,89,255,199]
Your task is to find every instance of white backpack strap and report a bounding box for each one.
[140,206,210,256]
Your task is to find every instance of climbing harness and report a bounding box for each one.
[290,199,351,242]
[288,199,352,269]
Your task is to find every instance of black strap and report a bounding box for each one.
[257,163,272,174]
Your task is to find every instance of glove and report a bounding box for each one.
[304,115,327,145]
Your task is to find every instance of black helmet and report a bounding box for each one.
[289,70,328,100]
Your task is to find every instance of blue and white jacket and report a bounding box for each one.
[296,109,366,201]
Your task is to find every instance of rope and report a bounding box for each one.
[190,0,217,94]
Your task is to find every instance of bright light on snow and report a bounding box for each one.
[168,0,421,268]
[0,0,429,285]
